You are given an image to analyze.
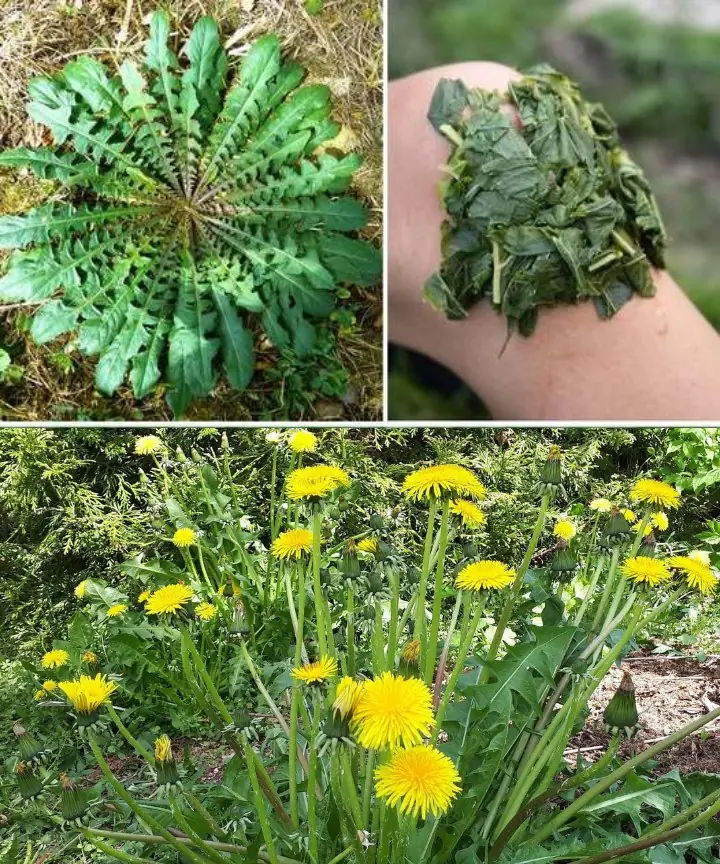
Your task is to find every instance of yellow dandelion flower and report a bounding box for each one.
[286,465,350,501]
[42,680,58,692]
[196,602,217,621]
[652,512,669,532]
[145,583,194,615]
[138,590,151,603]
[34,689,46,701]
[58,674,117,715]
[553,520,576,541]
[449,499,486,528]
[81,651,98,665]
[74,580,88,599]
[333,677,365,719]
[154,734,173,763]
[669,556,717,596]
[135,435,163,455]
[291,656,338,685]
[358,538,378,553]
[623,509,637,524]
[272,529,314,559]
[41,650,69,670]
[590,498,613,513]
[620,557,672,587]
[172,527,196,548]
[455,561,515,592]
[106,604,127,618]
[403,465,486,502]
[375,745,461,819]
[630,479,681,510]
[288,429,317,453]
[353,673,435,750]
[402,640,421,663]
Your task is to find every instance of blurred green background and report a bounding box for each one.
[389,0,720,419]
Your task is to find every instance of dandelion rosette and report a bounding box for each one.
[59,674,117,728]
[449,499,486,528]
[286,464,350,502]
[589,498,613,513]
[352,672,435,750]
[135,435,163,456]
[272,528,314,559]
[292,655,338,685]
[455,561,515,592]
[630,479,681,510]
[106,604,127,618]
[145,583,194,616]
[288,429,317,453]
[669,556,717,595]
[403,465,486,502]
[374,745,461,819]
[553,520,576,541]
[41,649,70,669]
[620,556,672,587]
[172,527,197,548]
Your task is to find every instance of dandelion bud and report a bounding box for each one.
[341,540,361,580]
[538,445,564,496]
[176,446,187,462]
[139,469,149,486]
[363,569,386,600]
[154,735,182,793]
[399,639,421,677]
[315,712,355,758]
[375,541,393,563]
[221,432,230,451]
[462,542,478,560]
[60,773,90,826]
[229,601,249,637]
[319,568,335,589]
[369,514,384,530]
[550,539,578,577]
[14,724,48,766]
[603,670,639,738]
[231,710,255,736]
[637,531,657,558]
[406,566,421,587]
[599,507,632,548]
[16,762,43,800]
[191,448,202,464]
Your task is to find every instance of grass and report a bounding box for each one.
[0,0,383,420]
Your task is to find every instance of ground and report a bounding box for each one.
[0,0,383,420]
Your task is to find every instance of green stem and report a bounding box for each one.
[572,554,606,626]
[83,834,152,864]
[590,547,621,634]
[245,738,278,864]
[362,750,376,828]
[312,507,330,658]
[347,583,356,676]
[413,497,439,653]
[107,704,155,767]
[424,500,451,685]
[307,703,321,863]
[169,792,228,864]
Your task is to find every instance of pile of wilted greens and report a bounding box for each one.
[425,66,667,335]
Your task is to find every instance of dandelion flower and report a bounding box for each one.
[358,538,378,553]
[145,583,194,615]
[272,529,314,559]
[630,479,681,510]
[333,677,365,719]
[106,604,127,618]
[553,520,576,541]
[669,556,717,596]
[286,465,350,501]
[74,580,88,599]
[41,649,69,669]
[353,673,434,750]
[292,656,338,685]
[652,512,669,532]
[135,435,163,455]
[42,680,58,692]
[59,674,117,716]
[138,590,151,603]
[196,602,217,621]
[590,498,613,513]
[375,745,461,819]
[402,640,421,664]
[623,509,637,524]
[455,561,515,592]
[172,527,196,548]
[154,734,180,789]
[620,557,672,587]
[449,499,486,528]
[288,430,317,453]
[34,690,46,701]
[81,651,98,665]
[403,465,486,502]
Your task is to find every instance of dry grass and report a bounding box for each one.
[0,0,383,420]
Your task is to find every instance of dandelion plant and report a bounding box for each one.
[0,11,380,415]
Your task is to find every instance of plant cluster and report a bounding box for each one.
[6,435,720,864]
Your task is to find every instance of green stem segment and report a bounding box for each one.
[424,500,451,684]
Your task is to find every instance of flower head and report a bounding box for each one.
[138,590,151,603]
[81,651,98,665]
[352,673,434,750]
[34,689,46,701]
[288,429,317,453]
[590,498,613,513]
[59,674,117,715]
[42,680,58,692]
[154,734,180,790]
[286,465,350,501]
[403,465,485,502]
[630,479,681,510]
[375,745,461,819]
[265,430,282,444]
[272,528,314,559]
[455,561,515,592]
[135,435,163,455]
[145,583,194,615]
[358,538,378,553]
[553,520,576,541]
[620,557,672,587]
[292,656,338,685]
[106,604,127,618]
[652,512,669,532]
[449,499,486,528]
[41,649,69,669]
[669,556,717,596]
[196,602,217,621]
[333,677,365,719]
[74,580,88,599]
[172,527,196,548]
[402,640,421,664]
[623,509,637,524]
[155,734,173,763]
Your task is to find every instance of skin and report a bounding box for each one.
[389,63,720,420]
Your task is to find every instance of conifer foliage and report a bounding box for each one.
[0,12,380,415]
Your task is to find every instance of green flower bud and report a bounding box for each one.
[637,531,657,558]
[406,566,421,587]
[550,539,578,576]
[16,762,43,800]
[599,507,632,549]
[154,735,182,793]
[60,773,90,826]
[191,449,202,464]
[375,541,393,562]
[176,446,187,462]
[315,711,355,758]
[398,640,421,678]
[462,542,478,560]
[603,670,639,738]
[221,432,230,451]
[369,514,384,530]
[341,540,360,579]
[538,445,564,497]
[14,723,48,766]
